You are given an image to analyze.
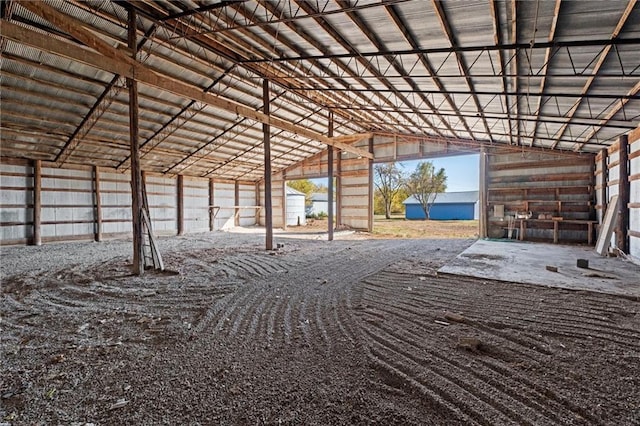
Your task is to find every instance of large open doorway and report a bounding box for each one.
[373,153,480,239]
[285,177,335,234]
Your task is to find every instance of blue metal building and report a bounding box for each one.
[403,191,479,220]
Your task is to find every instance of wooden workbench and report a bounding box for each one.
[518,219,597,245]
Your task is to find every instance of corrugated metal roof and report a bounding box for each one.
[285,186,306,196]
[1,0,638,180]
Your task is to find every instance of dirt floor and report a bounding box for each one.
[1,230,639,425]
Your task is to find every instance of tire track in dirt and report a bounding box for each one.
[366,272,640,350]
[360,277,555,359]
[355,267,634,425]
[192,240,420,354]
[360,305,594,425]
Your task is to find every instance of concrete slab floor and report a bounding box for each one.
[439,239,640,298]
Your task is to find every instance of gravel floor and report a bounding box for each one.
[1,231,639,425]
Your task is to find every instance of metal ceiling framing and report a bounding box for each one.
[1,0,639,182]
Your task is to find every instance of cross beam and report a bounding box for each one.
[11,1,373,160]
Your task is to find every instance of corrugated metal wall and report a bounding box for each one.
[183,178,209,233]
[406,203,475,220]
[146,174,177,235]
[100,170,133,236]
[0,159,259,245]
[0,162,34,244]
[286,193,306,226]
[41,167,95,241]
[595,137,639,259]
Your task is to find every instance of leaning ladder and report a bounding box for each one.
[140,185,164,271]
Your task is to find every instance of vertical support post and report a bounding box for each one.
[234,180,240,227]
[32,159,42,246]
[281,179,287,230]
[327,111,334,241]
[336,148,342,228]
[255,183,261,225]
[128,7,144,275]
[368,137,374,233]
[599,149,608,222]
[263,79,273,250]
[209,178,215,231]
[617,134,629,253]
[93,165,102,242]
[479,146,488,239]
[177,174,184,235]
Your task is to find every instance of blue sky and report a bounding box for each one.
[397,154,479,192]
[310,153,479,193]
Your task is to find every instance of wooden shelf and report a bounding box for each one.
[517,219,597,245]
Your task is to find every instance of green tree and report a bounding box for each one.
[288,179,316,206]
[374,163,406,219]
[405,161,447,220]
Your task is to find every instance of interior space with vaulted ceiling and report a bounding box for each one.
[1,1,640,423]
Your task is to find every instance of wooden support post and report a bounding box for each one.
[234,180,240,227]
[32,159,42,246]
[599,149,608,222]
[263,79,273,250]
[617,134,629,253]
[281,179,287,231]
[93,165,102,242]
[177,174,184,235]
[128,7,144,275]
[328,111,334,241]
[209,178,215,231]
[479,146,488,238]
[368,137,374,233]
[336,148,342,228]
[255,183,261,225]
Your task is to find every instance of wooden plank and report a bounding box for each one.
[368,138,374,232]
[617,134,629,252]
[328,111,334,241]
[33,159,42,246]
[490,158,590,171]
[336,146,342,227]
[2,8,372,160]
[234,180,240,227]
[479,147,488,238]
[128,7,144,275]
[599,149,608,221]
[489,172,592,184]
[629,125,640,143]
[94,165,102,241]
[263,80,273,250]
[209,178,215,231]
[177,174,184,235]
[596,195,619,255]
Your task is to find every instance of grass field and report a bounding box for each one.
[372,215,479,239]
[302,215,479,239]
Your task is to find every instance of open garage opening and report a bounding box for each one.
[285,177,334,232]
[372,154,480,239]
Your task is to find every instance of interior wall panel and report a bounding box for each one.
[145,174,177,235]
[183,178,210,233]
[40,167,94,241]
[0,162,33,244]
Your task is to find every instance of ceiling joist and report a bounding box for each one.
[10,1,373,160]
